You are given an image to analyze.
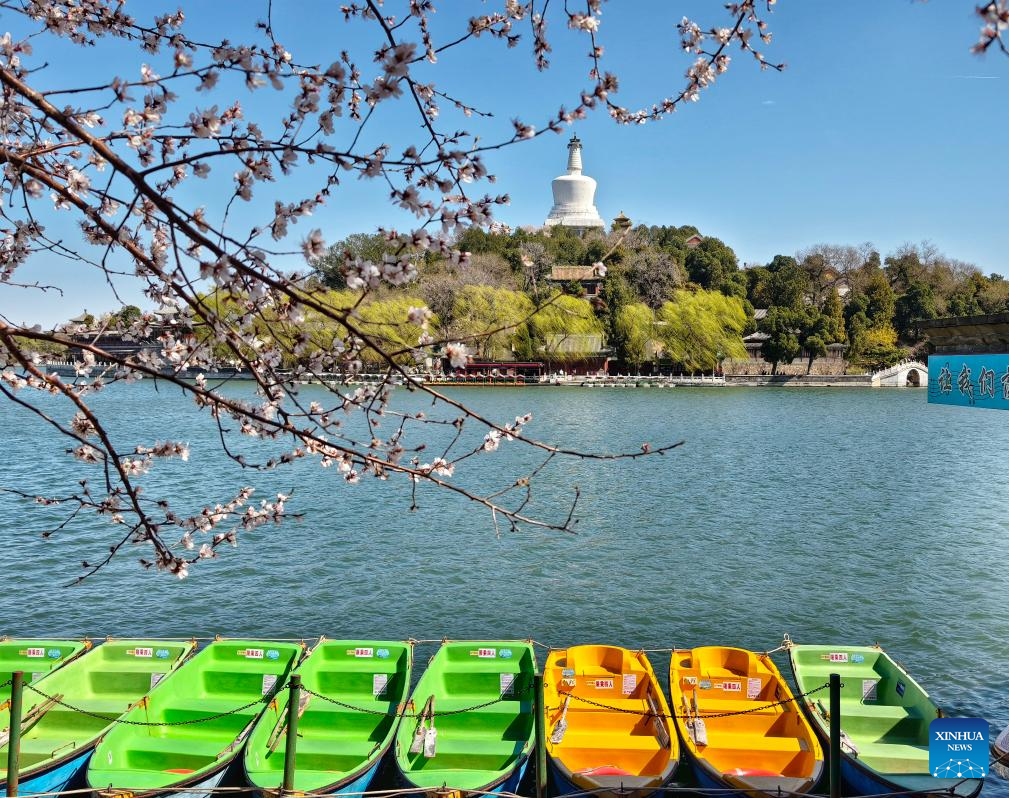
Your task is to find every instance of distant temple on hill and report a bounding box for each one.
[544,135,605,231]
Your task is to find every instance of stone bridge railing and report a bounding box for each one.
[871,359,928,387]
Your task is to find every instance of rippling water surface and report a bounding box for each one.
[1,382,1007,793]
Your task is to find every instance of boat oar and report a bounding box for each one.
[550,694,571,745]
[409,695,434,755]
[423,696,437,759]
[266,690,311,756]
[690,691,708,746]
[0,693,63,749]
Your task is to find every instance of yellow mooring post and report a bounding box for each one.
[829,672,841,798]
[6,671,24,798]
[282,674,301,795]
[534,671,546,798]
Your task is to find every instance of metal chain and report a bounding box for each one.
[300,680,533,718]
[553,682,832,720]
[22,682,272,726]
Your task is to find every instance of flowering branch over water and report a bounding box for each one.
[0,0,773,580]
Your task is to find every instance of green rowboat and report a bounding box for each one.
[87,640,302,797]
[244,640,412,796]
[394,641,537,796]
[789,643,983,798]
[1,637,88,729]
[1,639,193,795]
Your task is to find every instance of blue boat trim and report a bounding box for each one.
[1,749,93,798]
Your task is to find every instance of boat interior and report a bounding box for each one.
[673,646,819,784]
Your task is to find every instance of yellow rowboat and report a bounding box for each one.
[669,647,823,798]
[544,645,678,798]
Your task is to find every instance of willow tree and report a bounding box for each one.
[528,294,606,365]
[615,303,657,369]
[449,286,535,362]
[657,290,748,373]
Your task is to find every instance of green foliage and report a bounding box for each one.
[758,306,802,373]
[656,289,747,372]
[684,237,738,290]
[615,303,656,367]
[318,233,393,288]
[450,286,535,361]
[528,293,605,363]
[357,295,435,364]
[893,281,938,339]
[848,324,905,371]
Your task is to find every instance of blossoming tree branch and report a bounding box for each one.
[0,0,783,581]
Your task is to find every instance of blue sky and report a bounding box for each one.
[2,1,1007,325]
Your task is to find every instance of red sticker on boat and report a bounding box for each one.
[239,648,264,659]
[720,680,742,692]
[354,647,374,658]
[593,678,615,689]
[128,648,153,657]
[822,652,849,663]
[21,648,45,658]
[473,648,496,658]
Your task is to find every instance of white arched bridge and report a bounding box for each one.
[871,359,928,387]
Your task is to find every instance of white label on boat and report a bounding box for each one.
[862,679,878,702]
[24,648,44,658]
[151,672,165,690]
[593,678,614,689]
[828,652,849,663]
[31,672,43,682]
[500,672,515,696]
[262,674,276,695]
[241,648,264,659]
[373,673,388,696]
[720,680,742,692]
[129,647,153,658]
[355,647,374,658]
[747,677,762,699]
[476,648,496,658]
[622,674,637,695]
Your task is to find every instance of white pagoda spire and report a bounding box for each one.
[544,135,604,230]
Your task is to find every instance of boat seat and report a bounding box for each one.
[555,731,661,750]
[838,701,921,719]
[282,738,377,758]
[69,698,135,716]
[799,665,881,681]
[126,736,225,759]
[564,699,650,713]
[696,698,780,715]
[855,741,928,774]
[16,736,80,759]
[702,732,805,753]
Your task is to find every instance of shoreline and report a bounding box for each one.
[34,363,925,389]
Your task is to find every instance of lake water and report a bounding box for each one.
[1,382,1007,793]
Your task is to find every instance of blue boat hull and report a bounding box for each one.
[2,749,93,797]
[840,754,982,798]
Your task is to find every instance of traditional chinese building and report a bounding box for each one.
[546,263,607,298]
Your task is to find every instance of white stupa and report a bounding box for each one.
[544,135,605,230]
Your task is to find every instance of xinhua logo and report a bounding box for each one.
[929,717,988,779]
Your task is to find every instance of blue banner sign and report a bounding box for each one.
[928,354,1009,410]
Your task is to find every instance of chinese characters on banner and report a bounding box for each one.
[928,354,1009,410]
